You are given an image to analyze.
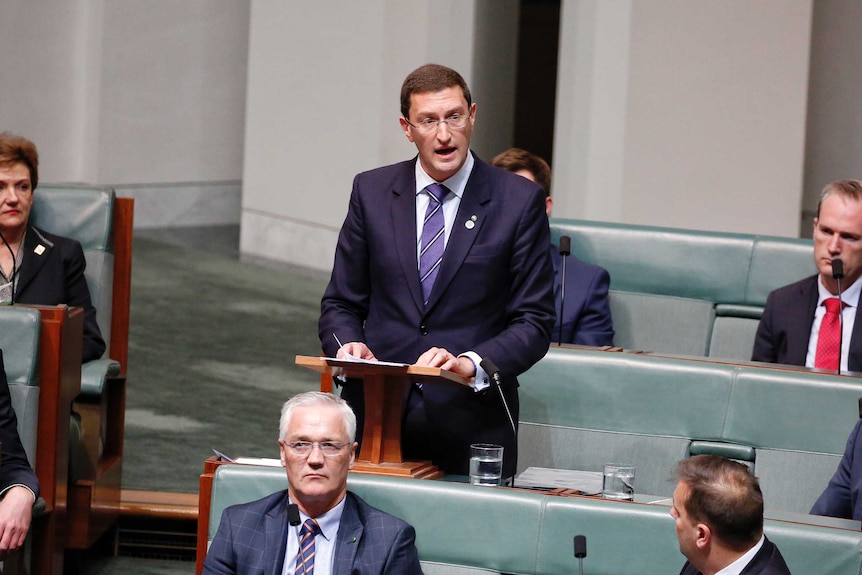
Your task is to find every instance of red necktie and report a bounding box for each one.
[815,297,843,370]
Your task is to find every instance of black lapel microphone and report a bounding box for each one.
[558,236,572,346]
[0,229,17,305]
[833,258,845,374]
[574,534,587,575]
[479,357,517,438]
[287,503,301,526]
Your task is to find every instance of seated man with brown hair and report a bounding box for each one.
[491,148,614,346]
[670,455,790,575]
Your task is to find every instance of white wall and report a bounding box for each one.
[553,0,812,238]
[0,0,249,227]
[803,0,862,231]
[240,0,519,271]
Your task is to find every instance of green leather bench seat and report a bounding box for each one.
[518,347,862,513]
[206,465,862,575]
[548,218,813,360]
[0,306,42,464]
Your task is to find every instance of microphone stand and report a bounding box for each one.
[833,259,844,375]
[0,229,17,305]
[558,236,571,346]
[574,534,587,575]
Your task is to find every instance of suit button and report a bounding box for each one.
[420,325,428,336]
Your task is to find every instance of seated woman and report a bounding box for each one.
[0,132,105,362]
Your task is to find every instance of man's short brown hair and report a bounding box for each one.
[400,64,472,119]
[675,455,763,552]
[491,148,552,196]
[0,132,39,190]
[816,180,862,218]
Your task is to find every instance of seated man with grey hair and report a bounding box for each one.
[670,455,790,575]
[203,391,422,575]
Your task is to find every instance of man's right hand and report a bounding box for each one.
[337,342,377,361]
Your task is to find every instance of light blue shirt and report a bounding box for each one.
[282,495,347,575]
[413,153,490,391]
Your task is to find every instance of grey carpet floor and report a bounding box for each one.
[123,226,328,493]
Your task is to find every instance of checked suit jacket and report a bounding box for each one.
[202,490,421,575]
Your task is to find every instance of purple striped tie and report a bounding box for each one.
[294,518,320,575]
[419,183,450,304]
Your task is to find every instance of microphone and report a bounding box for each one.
[479,357,517,438]
[0,229,16,305]
[833,259,845,375]
[558,236,571,346]
[287,503,301,527]
[574,534,587,575]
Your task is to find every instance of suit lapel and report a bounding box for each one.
[14,226,53,297]
[425,158,490,312]
[785,276,819,365]
[264,494,289,575]
[332,493,363,575]
[391,162,425,314]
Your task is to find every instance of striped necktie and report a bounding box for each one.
[294,518,320,575]
[419,183,450,304]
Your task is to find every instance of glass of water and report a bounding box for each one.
[602,464,636,500]
[469,443,504,486]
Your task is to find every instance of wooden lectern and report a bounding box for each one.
[295,355,469,479]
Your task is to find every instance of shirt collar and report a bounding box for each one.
[818,273,862,307]
[291,494,347,542]
[715,534,765,575]
[414,151,475,200]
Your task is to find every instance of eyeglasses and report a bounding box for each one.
[285,441,350,456]
[404,113,471,134]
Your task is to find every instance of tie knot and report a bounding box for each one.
[426,183,450,204]
[301,518,320,537]
[824,297,843,313]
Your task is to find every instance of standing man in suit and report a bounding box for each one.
[752,180,862,371]
[318,64,555,479]
[491,148,614,346]
[0,351,39,558]
[203,391,422,575]
[671,455,790,575]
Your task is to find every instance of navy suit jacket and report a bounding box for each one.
[551,246,614,346]
[14,226,106,363]
[679,537,790,575]
[0,351,39,498]
[319,155,556,477]
[202,490,421,575]
[810,418,862,520]
[751,274,862,371]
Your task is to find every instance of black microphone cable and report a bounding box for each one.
[833,258,845,375]
[0,229,17,305]
[558,236,571,346]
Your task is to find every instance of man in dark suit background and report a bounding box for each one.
[671,455,790,575]
[203,391,421,575]
[318,64,555,479]
[752,180,862,372]
[0,351,40,558]
[491,148,614,347]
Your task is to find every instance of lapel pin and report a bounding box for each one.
[349,537,357,543]
[465,215,477,230]
[34,245,46,256]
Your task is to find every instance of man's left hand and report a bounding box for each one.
[415,347,475,378]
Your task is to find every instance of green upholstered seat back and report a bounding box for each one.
[30,185,115,358]
[0,306,42,465]
[708,304,763,361]
[723,368,862,513]
[518,347,734,497]
[207,464,862,575]
[548,218,813,308]
[609,291,715,354]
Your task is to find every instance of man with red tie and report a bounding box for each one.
[752,180,862,372]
